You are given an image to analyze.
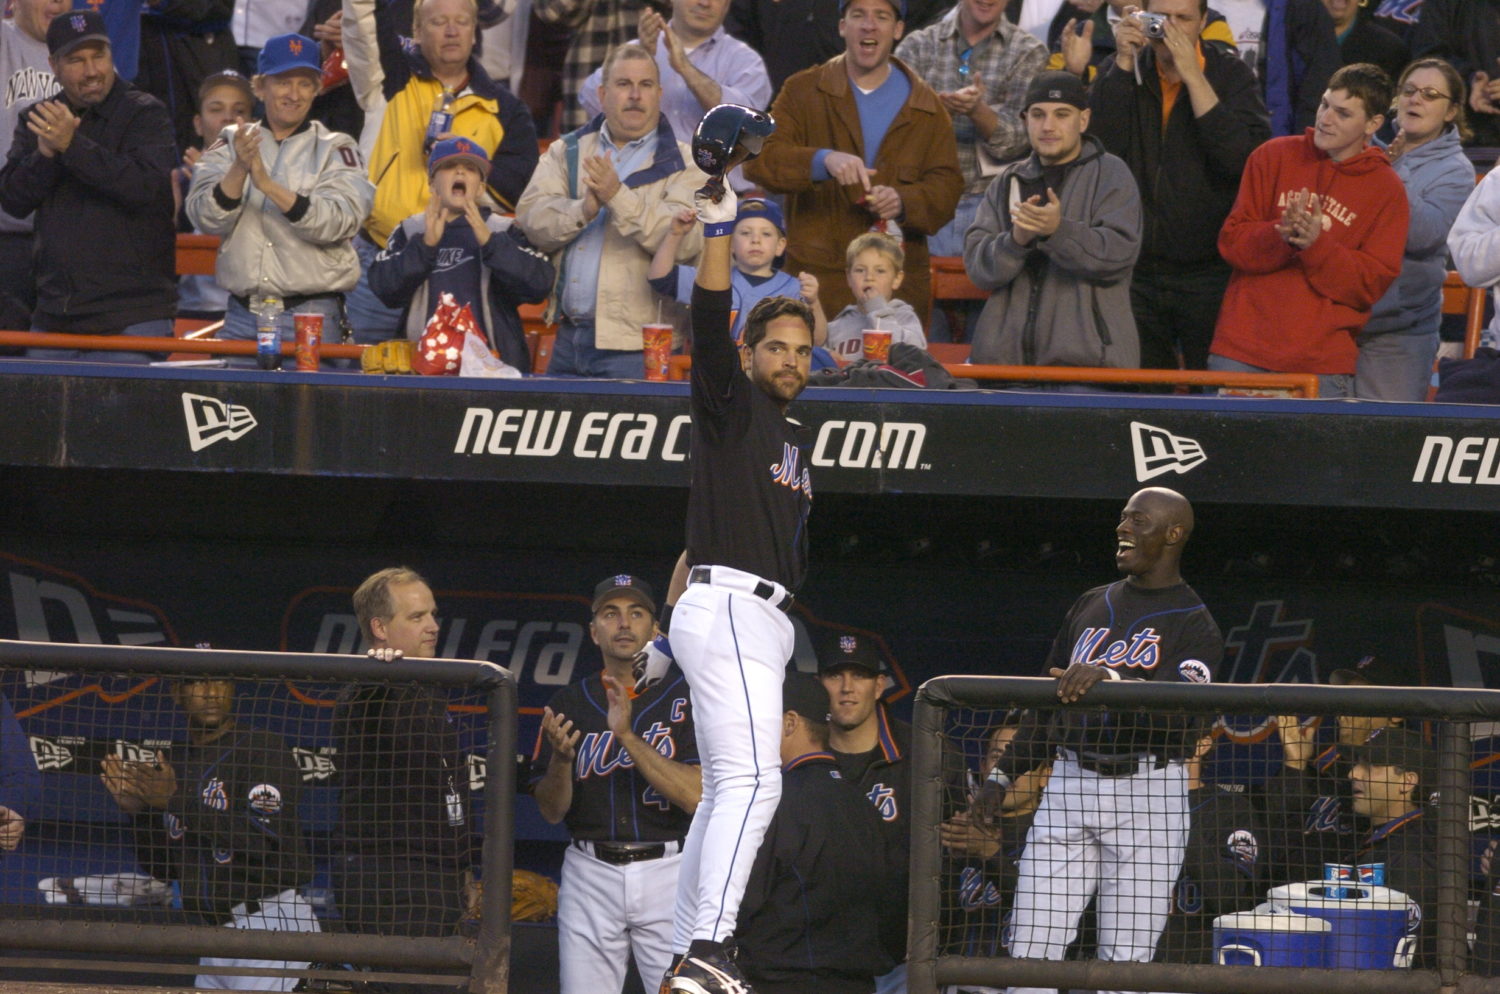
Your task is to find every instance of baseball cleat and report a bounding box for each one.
[668,948,755,994]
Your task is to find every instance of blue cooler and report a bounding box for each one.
[1266,882,1415,969]
[1214,910,1330,967]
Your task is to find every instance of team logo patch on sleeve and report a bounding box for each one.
[200,777,228,811]
[247,784,283,815]
[1226,828,1259,867]
[1178,659,1212,684]
[163,812,186,840]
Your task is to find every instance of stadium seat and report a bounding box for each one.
[929,255,985,344]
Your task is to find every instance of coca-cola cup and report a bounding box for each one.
[294,314,323,371]
[642,324,673,381]
[862,329,892,363]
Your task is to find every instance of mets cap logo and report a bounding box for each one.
[289,38,303,54]
[839,635,857,653]
[456,139,478,155]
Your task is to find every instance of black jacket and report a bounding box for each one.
[734,752,904,994]
[1090,41,1271,266]
[0,78,177,332]
[1411,0,1500,143]
[334,683,472,870]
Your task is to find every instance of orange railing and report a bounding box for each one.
[0,332,364,361]
[666,353,1318,396]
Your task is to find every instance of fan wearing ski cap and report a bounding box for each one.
[370,136,554,372]
[185,33,373,364]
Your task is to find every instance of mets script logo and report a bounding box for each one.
[867,783,898,821]
[576,722,679,777]
[1070,627,1161,670]
[958,866,1001,911]
[182,393,257,452]
[770,443,812,496]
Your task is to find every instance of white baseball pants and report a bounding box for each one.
[558,843,682,994]
[1007,756,1188,994]
[196,888,320,991]
[670,571,792,948]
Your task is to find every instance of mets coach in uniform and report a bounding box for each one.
[634,173,817,994]
[986,486,1222,994]
[531,574,701,994]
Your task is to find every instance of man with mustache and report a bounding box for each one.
[515,42,707,378]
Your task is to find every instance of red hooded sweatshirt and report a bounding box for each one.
[1211,129,1409,375]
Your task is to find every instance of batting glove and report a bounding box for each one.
[632,634,674,695]
[695,186,739,237]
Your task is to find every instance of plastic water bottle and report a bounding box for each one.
[252,295,283,370]
[425,87,455,152]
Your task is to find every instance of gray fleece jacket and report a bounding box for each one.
[1366,125,1474,337]
[963,133,1142,368]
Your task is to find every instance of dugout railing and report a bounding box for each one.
[0,639,516,994]
[910,676,1500,994]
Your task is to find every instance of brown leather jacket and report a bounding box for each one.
[745,54,963,323]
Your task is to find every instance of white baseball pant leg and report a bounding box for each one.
[1007,758,1188,994]
[558,844,682,994]
[670,579,790,947]
[195,888,320,991]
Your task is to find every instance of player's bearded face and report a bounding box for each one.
[743,317,812,404]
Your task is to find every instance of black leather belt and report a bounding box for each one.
[688,565,794,612]
[1069,751,1166,777]
[575,840,678,865]
[232,291,343,312]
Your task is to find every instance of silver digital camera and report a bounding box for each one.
[1137,11,1168,39]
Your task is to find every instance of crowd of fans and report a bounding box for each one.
[1,0,1498,397]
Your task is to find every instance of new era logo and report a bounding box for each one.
[1130,421,1206,481]
[182,393,257,452]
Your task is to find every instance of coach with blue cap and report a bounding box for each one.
[0,9,177,362]
[186,32,373,364]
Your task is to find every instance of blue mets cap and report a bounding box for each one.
[258,33,321,77]
[428,136,492,176]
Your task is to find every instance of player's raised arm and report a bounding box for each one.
[689,186,740,393]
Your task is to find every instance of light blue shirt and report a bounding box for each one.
[560,122,660,320]
[811,67,912,181]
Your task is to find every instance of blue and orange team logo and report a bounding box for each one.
[457,139,478,156]
[840,635,857,653]
[200,777,229,812]
[288,38,302,55]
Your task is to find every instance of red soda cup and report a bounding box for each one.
[294,314,323,371]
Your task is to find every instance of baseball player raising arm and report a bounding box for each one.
[643,103,815,994]
[992,486,1223,994]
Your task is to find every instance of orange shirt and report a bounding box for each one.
[1157,43,1207,129]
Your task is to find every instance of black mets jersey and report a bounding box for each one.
[530,665,698,842]
[1000,579,1223,781]
[1157,783,1264,965]
[132,727,313,924]
[686,285,811,592]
